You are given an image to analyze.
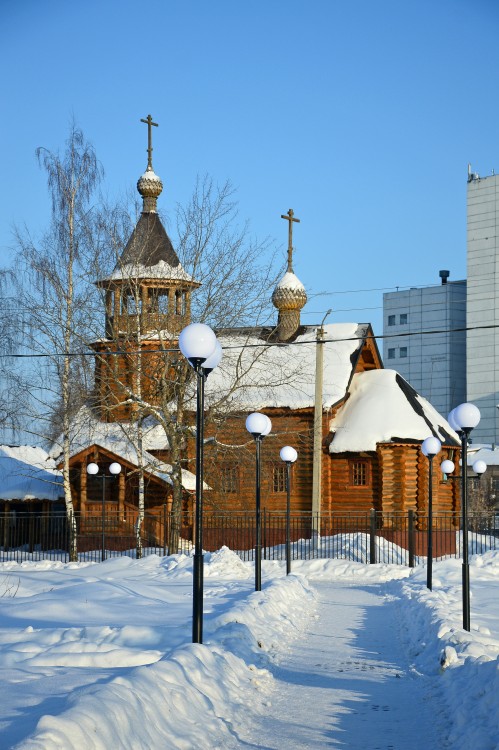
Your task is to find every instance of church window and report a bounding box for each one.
[350,460,369,486]
[272,465,287,493]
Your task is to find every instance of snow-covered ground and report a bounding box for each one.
[0,544,498,749]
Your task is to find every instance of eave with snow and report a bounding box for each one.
[0,446,63,506]
[50,405,200,534]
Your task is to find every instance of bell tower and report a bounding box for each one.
[96,114,199,340]
[92,115,200,419]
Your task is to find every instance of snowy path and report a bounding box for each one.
[228,581,447,749]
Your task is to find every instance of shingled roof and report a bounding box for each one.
[119,212,180,269]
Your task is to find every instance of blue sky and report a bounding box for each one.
[1,0,499,335]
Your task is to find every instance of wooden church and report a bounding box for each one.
[48,116,460,551]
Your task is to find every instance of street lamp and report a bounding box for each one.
[441,459,455,477]
[473,459,487,478]
[246,412,272,592]
[179,322,222,644]
[280,445,298,575]
[449,402,481,632]
[421,436,441,590]
[86,461,122,562]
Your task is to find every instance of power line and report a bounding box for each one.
[310,280,465,297]
[0,321,490,359]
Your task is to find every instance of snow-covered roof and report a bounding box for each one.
[50,407,198,492]
[101,259,195,284]
[206,323,368,411]
[96,211,198,286]
[0,446,63,502]
[328,369,459,453]
[49,406,169,460]
[466,445,499,467]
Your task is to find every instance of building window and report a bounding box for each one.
[122,289,142,314]
[399,313,408,325]
[399,347,408,358]
[175,291,186,316]
[350,461,369,486]
[149,290,169,314]
[221,466,238,494]
[272,465,287,493]
[388,314,396,326]
[387,348,396,359]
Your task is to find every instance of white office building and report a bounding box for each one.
[466,170,499,445]
[383,273,466,419]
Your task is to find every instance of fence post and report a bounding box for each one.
[263,509,267,560]
[162,504,167,557]
[408,509,415,568]
[28,505,35,554]
[3,506,9,553]
[369,509,376,564]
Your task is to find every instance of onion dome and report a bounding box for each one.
[273,208,308,340]
[272,271,308,340]
[137,167,163,213]
[272,271,308,311]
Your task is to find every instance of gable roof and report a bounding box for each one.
[205,323,370,411]
[68,444,199,492]
[49,406,199,491]
[328,369,460,453]
[49,406,169,461]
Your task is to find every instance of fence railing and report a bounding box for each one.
[0,508,498,565]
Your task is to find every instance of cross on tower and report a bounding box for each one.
[140,114,159,169]
[280,208,300,272]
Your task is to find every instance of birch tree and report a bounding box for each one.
[13,123,103,559]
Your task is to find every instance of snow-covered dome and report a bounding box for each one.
[272,270,308,341]
[137,167,163,211]
[272,271,308,312]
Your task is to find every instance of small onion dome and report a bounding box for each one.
[137,167,163,211]
[272,271,307,312]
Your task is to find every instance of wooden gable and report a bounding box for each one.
[65,444,173,517]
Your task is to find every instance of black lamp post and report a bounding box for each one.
[179,323,222,644]
[246,412,272,591]
[86,461,122,562]
[448,403,481,632]
[280,445,298,575]
[421,436,441,591]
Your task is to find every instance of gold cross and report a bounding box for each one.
[281,208,300,272]
[140,114,159,169]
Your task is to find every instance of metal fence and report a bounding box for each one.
[0,508,498,565]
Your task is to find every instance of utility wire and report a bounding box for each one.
[0,321,491,358]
